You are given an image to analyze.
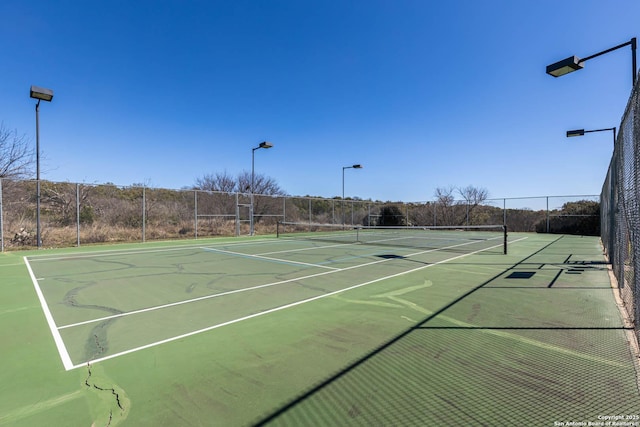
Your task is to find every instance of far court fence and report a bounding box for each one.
[0,179,597,252]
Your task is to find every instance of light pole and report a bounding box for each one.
[251,141,273,236]
[29,85,54,248]
[546,37,637,86]
[566,127,617,146]
[342,164,362,225]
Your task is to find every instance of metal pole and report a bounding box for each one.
[283,196,286,224]
[546,196,550,233]
[76,183,80,247]
[503,198,506,226]
[351,200,354,225]
[342,167,345,226]
[235,192,240,237]
[251,149,255,235]
[433,202,437,226]
[0,178,4,252]
[503,225,508,255]
[194,190,198,239]
[632,37,637,86]
[332,199,335,224]
[142,186,146,242]
[466,203,469,225]
[406,203,409,226]
[35,100,41,248]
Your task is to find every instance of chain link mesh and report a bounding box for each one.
[601,73,640,343]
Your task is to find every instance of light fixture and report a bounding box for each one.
[250,141,274,236]
[566,129,586,137]
[566,127,616,146]
[30,85,54,248]
[342,164,363,225]
[30,85,54,102]
[546,38,637,86]
[546,56,584,77]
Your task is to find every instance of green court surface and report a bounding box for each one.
[1,232,639,426]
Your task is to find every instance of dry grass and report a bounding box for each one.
[2,218,279,250]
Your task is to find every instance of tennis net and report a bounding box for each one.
[277,222,508,254]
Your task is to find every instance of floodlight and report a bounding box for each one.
[30,85,54,102]
[251,141,275,236]
[546,38,637,85]
[566,129,585,137]
[30,84,54,248]
[565,127,616,146]
[342,163,363,225]
[546,56,583,77]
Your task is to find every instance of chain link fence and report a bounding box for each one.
[601,73,640,343]
[0,178,598,252]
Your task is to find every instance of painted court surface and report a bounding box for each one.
[1,232,640,426]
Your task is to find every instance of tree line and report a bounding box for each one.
[0,123,599,249]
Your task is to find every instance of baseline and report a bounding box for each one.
[23,257,74,370]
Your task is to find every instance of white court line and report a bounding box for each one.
[0,262,29,268]
[58,236,495,330]
[59,236,520,331]
[200,247,340,270]
[258,240,362,256]
[23,257,74,371]
[73,236,529,370]
[23,237,281,262]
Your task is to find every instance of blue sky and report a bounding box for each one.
[1,0,638,202]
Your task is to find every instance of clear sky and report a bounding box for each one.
[1,0,638,202]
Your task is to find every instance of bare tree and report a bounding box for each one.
[237,171,284,196]
[194,171,284,196]
[0,123,34,179]
[458,185,489,206]
[434,186,456,225]
[434,185,489,225]
[458,185,489,225]
[194,171,237,193]
[41,182,94,226]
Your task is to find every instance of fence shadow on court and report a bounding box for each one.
[252,241,640,426]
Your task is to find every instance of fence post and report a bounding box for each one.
[546,196,550,233]
[503,198,506,226]
[332,199,335,224]
[434,203,437,226]
[0,178,3,252]
[406,203,409,226]
[194,190,198,239]
[76,183,80,247]
[350,200,354,225]
[141,186,146,242]
[466,203,469,225]
[235,192,240,237]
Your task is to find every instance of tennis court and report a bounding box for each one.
[24,225,509,370]
[3,230,640,426]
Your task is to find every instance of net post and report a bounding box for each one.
[503,225,508,255]
[277,221,281,238]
